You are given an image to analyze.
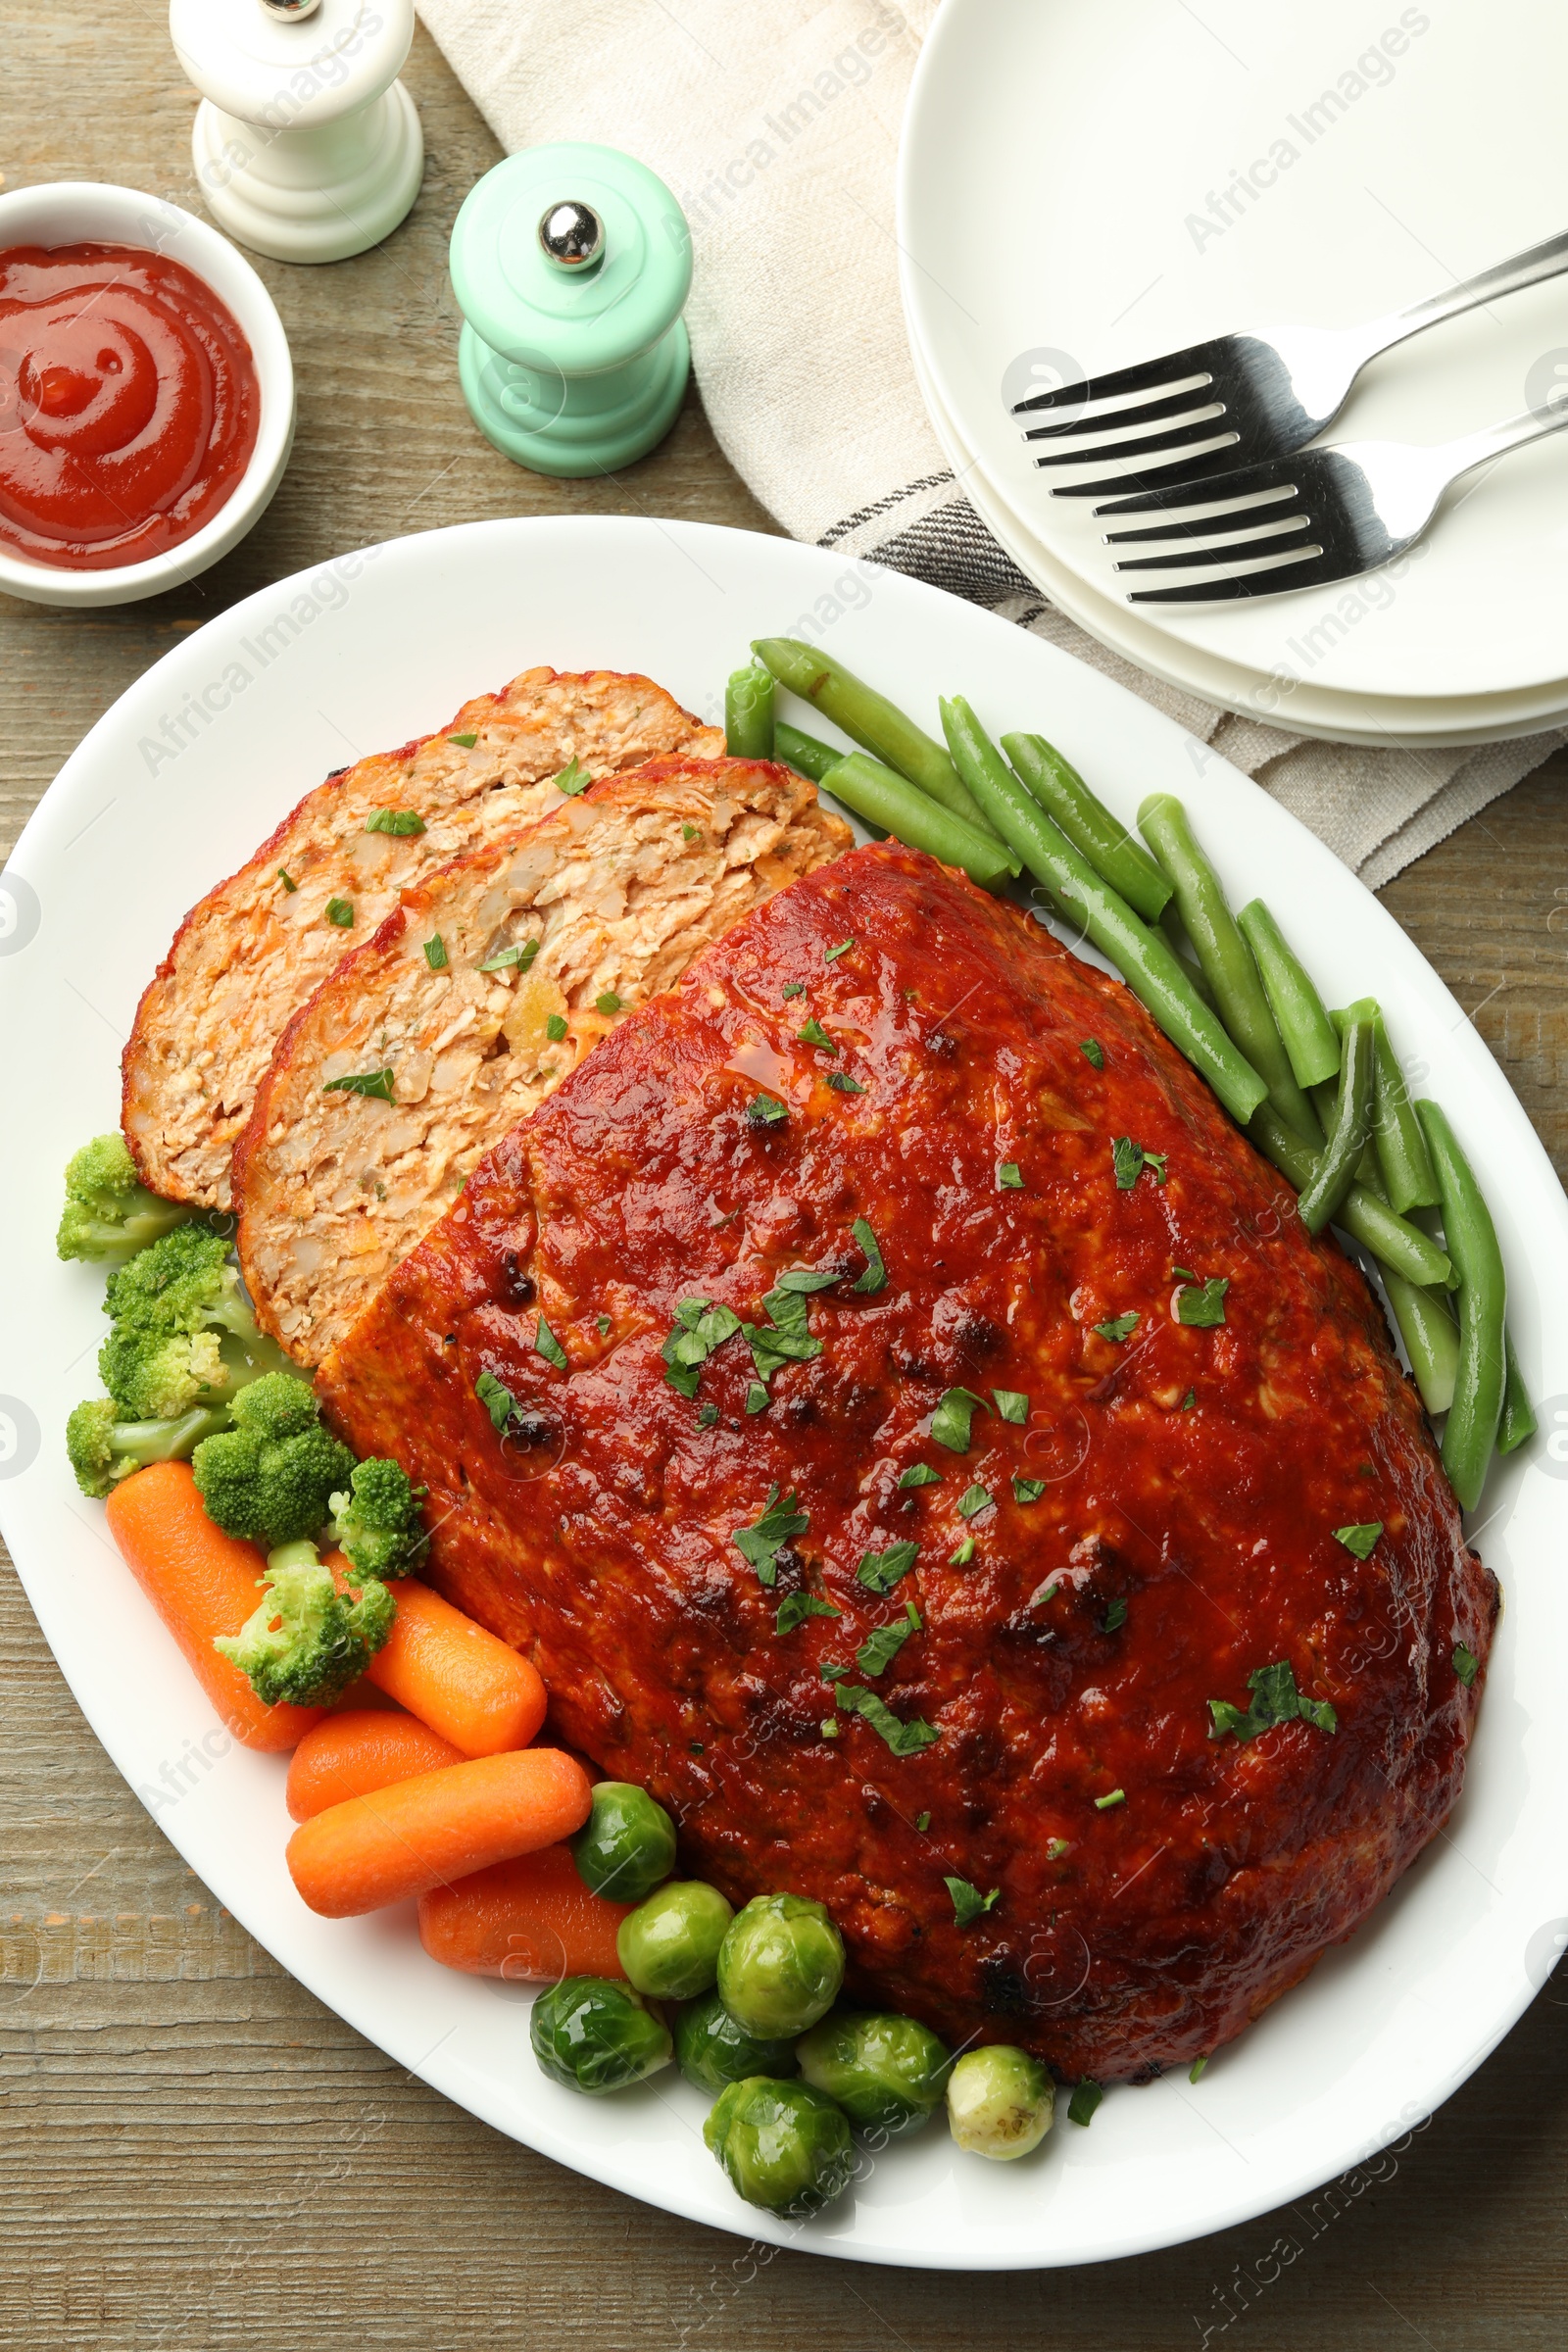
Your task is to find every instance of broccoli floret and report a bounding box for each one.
[191,1374,356,1548]
[213,1539,395,1706]
[328,1456,429,1582]
[67,1398,231,1497]
[57,1134,196,1265]
[98,1225,294,1420]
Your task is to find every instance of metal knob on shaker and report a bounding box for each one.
[449,143,693,478]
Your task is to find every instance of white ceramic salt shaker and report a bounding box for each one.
[170,0,424,265]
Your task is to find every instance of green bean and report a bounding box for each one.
[1369,1020,1440,1215]
[725,665,775,760]
[1001,732,1171,923]
[1415,1102,1506,1511]
[1236,901,1341,1089]
[1250,1106,1453,1290]
[1159,902,1216,1006]
[1298,1007,1375,1234]
[1381,1267,1460,1417]
[752,638,997,836]
[921,723,1265,1123]
[1138,796,1323,1146]
[774,719,843,784]
[820,753,1017,890]
[1498,1327,1537,1455]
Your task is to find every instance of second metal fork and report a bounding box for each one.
[1091,403,1568,602]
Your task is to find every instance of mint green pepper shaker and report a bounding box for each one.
[449,142,692,478]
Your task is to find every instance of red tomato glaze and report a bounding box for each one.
[0,243,260,570]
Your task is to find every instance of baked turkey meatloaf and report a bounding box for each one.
[122,666,723,1210]
[317,841,1495,2082]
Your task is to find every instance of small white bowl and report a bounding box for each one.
[0,182,295,609]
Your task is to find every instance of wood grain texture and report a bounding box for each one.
[2,9,1566,2348]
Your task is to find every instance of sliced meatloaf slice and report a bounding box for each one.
[233,756,851,1367]
[122,667,723,1210]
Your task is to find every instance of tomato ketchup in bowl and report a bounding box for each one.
[0,185,293,609]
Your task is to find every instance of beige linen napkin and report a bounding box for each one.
[416,0,1562,885]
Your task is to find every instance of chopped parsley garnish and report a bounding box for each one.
[1209,1660,1337,1742]
[697,1402,719,1428]
[776,1592,841,1636]
[534,1316,567,1370]
[826,1073,866,1094]
[276,867,297,892]
[824,938,856,962]
[900,1464,941,1490]
[321,1066,395,1102]
[915,1810,931,1834]
[835,1682,939,1755]
[449,731,478,749]
[1095,1312,1140,1344]
[1334,1521,1383,1558]
[798,1016,838,1054]
[1101,1598,1127,1634]
[424,934,449,971]
[1094,1788,1126,1811]
[858,1600,920,1679]
[745,1382,768,1414]
[782,981,806,1000]
[1453,1642,1479,1688]
[819,1660,850,1684]
[682,823,701,843]
[733,1487,810,1587]
[992,1389,1028,1424]
[1012,1476,1047,1504]
[365,807,425,836]
[596,991,623,1015]
[857,1541,919,1596]
[1029,1579,1059,1607]
[480,938,540,974]
[945,1876,1000,1928]
[325,898,354,927]
[1180,1389,1197,1410]
[1067,2080,1102,2127]
[546,1013,568,1042]
[596,1314,612,1336]
[1112,1136,1166,1189]
[662,1298,742,1396]
[474,1369,516,1433]
[820,1718,841,1739]
[1176,1277,1229,1327]
[852,1217,886,1295]
[949,1536,976,1566]
[747,1092,789,1127]
[1046,1838,1070,1861]
[998,1162,1023,1190]
[930,1387,989,1452]
[743,1276,826,1387]
[1173,1266,1196,1283]
[957,1483,993,1521]
[553,755,588,797]
[1189,2057,1208,2084]
[1080,1038,1104,1069]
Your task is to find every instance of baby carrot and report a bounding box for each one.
[104,1461,324,1753]
[286,1708,465,1822]
[361,1574,546,1756]
[418,1843,633,1980]
[286,1747,592,1918]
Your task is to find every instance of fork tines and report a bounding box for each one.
[1091,461,1341,604]
[1012,337,1247,494]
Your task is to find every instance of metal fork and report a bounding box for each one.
[1089,403,1568,603]
[1011,225,1568,497]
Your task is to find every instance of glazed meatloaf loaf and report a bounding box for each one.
[122,666,722,1209]
[317,842,1495,2082]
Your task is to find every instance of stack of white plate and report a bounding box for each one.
[899,0,1568,748]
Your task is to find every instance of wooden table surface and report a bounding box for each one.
[3,14,1565,2348]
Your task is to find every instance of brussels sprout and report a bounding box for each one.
[673,1988,801,2095]
[570,1781,677,1903]
[530,1975,673,2095]
[704,2077,856,2217]
[617,1880,734,2001]
[716,1893,845,2037]
[796,2009,951,2138]
[946,2044,1054,2159]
